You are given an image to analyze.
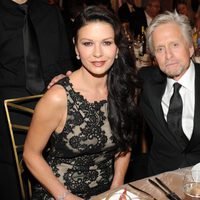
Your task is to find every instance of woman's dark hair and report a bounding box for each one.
[74,6,141,153]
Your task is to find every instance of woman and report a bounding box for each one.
[23,6,140,200]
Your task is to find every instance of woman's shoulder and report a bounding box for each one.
[40,83,67,108]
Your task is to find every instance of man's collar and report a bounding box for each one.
[166,61,195,92]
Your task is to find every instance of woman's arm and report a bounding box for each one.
[23,85,82,200]
[110,151,131,189]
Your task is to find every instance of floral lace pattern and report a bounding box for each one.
[32,77,118,200]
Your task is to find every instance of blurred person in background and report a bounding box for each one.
[192,4,200,57]
[191,0,200,14]
[62,0,86,70]
[175,0,195,27]
[118,0,143,23]
[0,0,73,199]
[129,0,161,38]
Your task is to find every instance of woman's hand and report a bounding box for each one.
[47,71,72,89]
[110,151,131,190]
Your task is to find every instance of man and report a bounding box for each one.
[0,0,73,199]
[175,0,194,27]
[118,0,143,23]
[129,0,161,38]
[139,11,200,176]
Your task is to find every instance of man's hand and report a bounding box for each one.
[47,71,72,89]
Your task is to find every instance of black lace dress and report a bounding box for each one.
[32,77,118,200]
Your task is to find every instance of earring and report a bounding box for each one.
[115,54,118,59]
[76,54,80,60]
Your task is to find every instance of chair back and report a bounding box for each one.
[4,94,42,200]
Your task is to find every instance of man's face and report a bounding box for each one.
[177,4,189,17]
[146,0,160,18]
[152,22,194,81]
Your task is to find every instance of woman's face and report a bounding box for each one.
[75,21,118,77]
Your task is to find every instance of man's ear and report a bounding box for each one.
[189,45,194,58]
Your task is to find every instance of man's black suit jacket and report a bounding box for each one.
[129,9,147,37]
[0,0,73,88]
[139,63,200,176]
[0,1,73,199]
[118,3,132,23]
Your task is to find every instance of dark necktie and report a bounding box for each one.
[167,83,189,150]
[20,4,45,94]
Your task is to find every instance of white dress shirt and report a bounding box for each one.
[161,62,195,140]
[144,11,152,26]
[127,3,135,13]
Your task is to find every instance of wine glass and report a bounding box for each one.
[105,188,153,200]
[183,170,200,199]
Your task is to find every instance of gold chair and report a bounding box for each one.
[4,94,43,200]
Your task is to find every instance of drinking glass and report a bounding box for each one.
[105,188,153,200]
[183,170,200,200]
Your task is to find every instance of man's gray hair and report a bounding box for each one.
[146,11,193,55]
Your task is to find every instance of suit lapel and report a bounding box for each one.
[149,81,166,127]
[145,71,179,145]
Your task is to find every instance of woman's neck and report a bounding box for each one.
[81,68,107,89]
[70,68,108,102]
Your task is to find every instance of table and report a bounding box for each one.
[91,167,191,200]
